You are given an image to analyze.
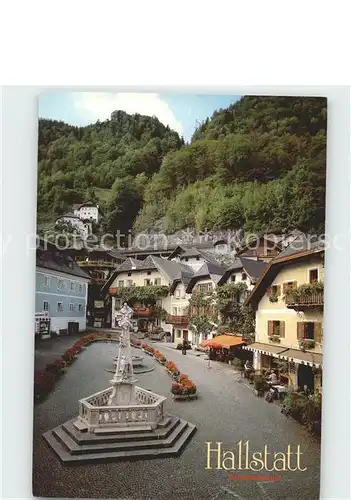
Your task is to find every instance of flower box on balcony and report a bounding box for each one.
[269,335,281,343]
[269,294,278,303]
[299,339,315,351]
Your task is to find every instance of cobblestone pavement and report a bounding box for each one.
[33,341,321,500]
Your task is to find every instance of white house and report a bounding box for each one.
[55,214,92,239]
[73,202,100,223]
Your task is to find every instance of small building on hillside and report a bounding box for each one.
[243,239,324,393]
[55,213,92,239]
[35,239,90,338]
[73,202,100,223]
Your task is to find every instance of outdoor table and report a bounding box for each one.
[272,385,289,399]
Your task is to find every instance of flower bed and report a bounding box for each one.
[34,332,114,403]
[140,342,198,399]
[171,373,197,399]
[141,344,156,356]
[154,350,167,364]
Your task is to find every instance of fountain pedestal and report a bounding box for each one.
[42,303,196,463]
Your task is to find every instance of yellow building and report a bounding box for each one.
[103,256,193,337]
[244,243,324,392]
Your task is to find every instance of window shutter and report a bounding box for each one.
[266,287,272,297]
[314,322,323,343]
[276,285,281,296]
[280,321,285,338]
[268,321,274,335]
[297,322,305,340]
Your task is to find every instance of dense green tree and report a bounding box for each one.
[38,97,326,235]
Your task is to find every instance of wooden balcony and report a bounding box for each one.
[133,307,155,318]
[77,260,116,268]
[165,314,189,325]
[92,277,106,285]
[285,292,324,309]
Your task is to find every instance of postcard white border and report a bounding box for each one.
[1,86,350,500]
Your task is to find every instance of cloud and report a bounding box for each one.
[72,92,183,136]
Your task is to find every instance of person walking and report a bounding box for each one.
[182,338,187,355]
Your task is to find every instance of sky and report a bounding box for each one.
[38,92,241,142]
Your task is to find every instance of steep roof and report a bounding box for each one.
[244,243,325,308]
[240,257,268,280]
[272,234,321,260]
[217,257,267,285]
[101,255,194,295]
[186,261,227,293]
[36,239,91,280]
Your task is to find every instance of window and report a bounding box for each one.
[282,281,297,294]
[175,289,180,298]
[127,280,133,287]
[196,256,200,261]
[231,275,236,282]
[78,284,83,294]
[118,280,124,288]
[271,285,281,296]
[70,281,75,291]
[69,303,74,312]
[242,273,247,281]
[44,275,50,287]
[144,279,151,286]
[297,322,322,343]
[57,302,63,312]
[268,320,285,338]
[154,278,161,285]
[115,299,121,310]
[173,307,178,315]
[128,272,132,277]
[78,304,83,312]
[185,258,189,262]
[43,301,49,311]
[57,278,64,289]
[309,269,319,283]
[147,271,151,275]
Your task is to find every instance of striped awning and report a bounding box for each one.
[243,342,288,358]
[277,349,323,368]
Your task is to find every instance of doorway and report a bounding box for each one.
[298,364,314,391]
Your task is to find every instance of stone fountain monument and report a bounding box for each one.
[43,303,196,464]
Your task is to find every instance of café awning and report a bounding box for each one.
[277,349,323,368]
[201,335,245,349]
[243,342,289,358]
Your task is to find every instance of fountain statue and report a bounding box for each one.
[43,302,196,463]
[108,303,138,405]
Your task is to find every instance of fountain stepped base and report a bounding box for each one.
[43,414,196,464]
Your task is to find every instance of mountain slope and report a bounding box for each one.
[37,112,183,231]
[134,96,327,234]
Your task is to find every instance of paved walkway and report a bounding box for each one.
[33,340,320,500]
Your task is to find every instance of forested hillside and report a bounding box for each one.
[38,96,327,237]
[37,111,183,232]
[135,96,327,234]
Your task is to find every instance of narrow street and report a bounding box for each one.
[33,339,320,500]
